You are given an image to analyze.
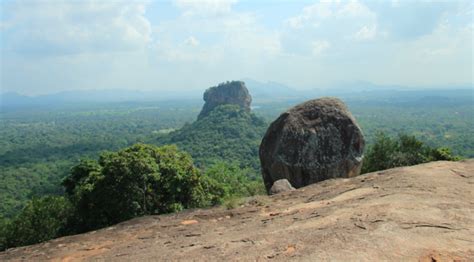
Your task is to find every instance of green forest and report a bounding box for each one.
[154,104,268,172]
[0,92,472,250]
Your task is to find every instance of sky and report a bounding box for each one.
[0,0,473,95]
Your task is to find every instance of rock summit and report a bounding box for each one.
[198,81,252,120]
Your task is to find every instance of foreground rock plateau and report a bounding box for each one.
[1,160,473,261]
[260,97,365,192]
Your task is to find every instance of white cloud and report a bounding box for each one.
[338,0,374,17]
[354,24,377,41]
[311,40,330,56]
[154,9,281,65]
[4,0,151,55]
[184,36,199,46]
[2,0,472,94]
[155,43,219,63]
[285,2,331,29]
[173,0,237,17]
[281,0,377,57]
[285,0,375,29]
[286,17,304,29]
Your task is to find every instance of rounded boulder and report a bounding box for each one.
[259,97,365,192]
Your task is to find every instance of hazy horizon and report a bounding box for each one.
[2,79,474,98]
[1,0,473,95]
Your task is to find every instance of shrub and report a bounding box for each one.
[63,144,209,232]
[2,196,71,249]
[362,132,460,173]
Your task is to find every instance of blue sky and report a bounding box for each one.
[0,0,472,95]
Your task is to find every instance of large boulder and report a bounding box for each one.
[259,97,365,192]
[198,81,252,120]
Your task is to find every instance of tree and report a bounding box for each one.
[62,159,101,196]
[361,132,397,173]
[202,162,265,205]
[1,144,268,249]
[63,144,209,232]
[429,147,460,161]
[362,132,459,173]
[156,104,268,172]
[0,216,8,251]
[2,196,71,249]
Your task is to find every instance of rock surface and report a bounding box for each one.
[269,179,295,195]
[259,97,365,192]
[198,81,252,120]
[2,160,473,261]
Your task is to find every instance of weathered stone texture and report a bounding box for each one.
[259,97,365,192]
[269,179,295,195]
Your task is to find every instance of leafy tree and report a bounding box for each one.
[2,196,71,249]
[62,159,102,196]
[429,147,459,161]
[1,144,268,250]
[0,216,8,251]
[63,144,209,232]
[362,132,460,173]
[0,102,197,219]
[361,132,397,173]
[202,162,265,205]
[156,104,268,173]
[391,134,428,166]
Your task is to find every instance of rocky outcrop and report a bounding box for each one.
[2,160,473,261]
[269,179,295,195]
[197,81,252,120]
[259,97,365,192]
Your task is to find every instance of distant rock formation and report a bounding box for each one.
[269,179,295,195]
[259,97,365,192]
[198,81,252,120]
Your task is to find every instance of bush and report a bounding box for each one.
[0,217,8,251]
[362,132,460,173]
[63,144,209,232]
[202,162,266,206]
[156,104,268,172]
[1,196,71,250]
[429,147,460,161]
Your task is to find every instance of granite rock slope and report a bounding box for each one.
[2,160,473,261]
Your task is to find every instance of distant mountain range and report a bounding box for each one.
[241,78,297,99]
[1,79,472,110]
[0,79,297,109]
[0,89,200,108]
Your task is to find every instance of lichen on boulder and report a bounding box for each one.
[259,97,365,192]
